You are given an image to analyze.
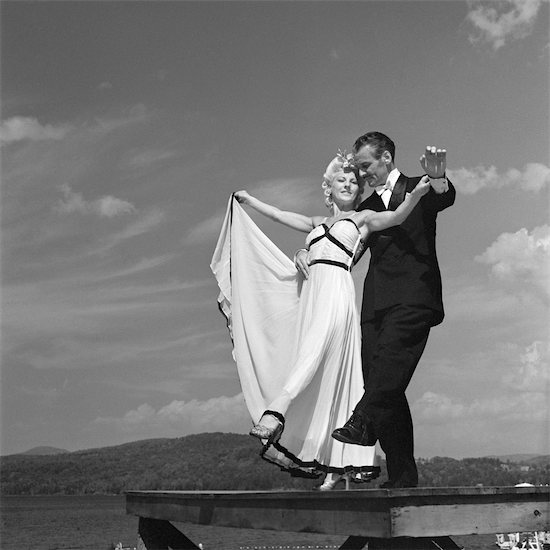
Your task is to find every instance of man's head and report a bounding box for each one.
[352,131,396,188]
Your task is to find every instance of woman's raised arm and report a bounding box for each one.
[355,176,430,234]
[234,191,321,233]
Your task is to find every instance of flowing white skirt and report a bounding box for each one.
[211,197,379,479]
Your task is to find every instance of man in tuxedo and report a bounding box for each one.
[329,131,455,488]
[295,132,455,487]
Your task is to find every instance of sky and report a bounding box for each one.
[1,0,549,459]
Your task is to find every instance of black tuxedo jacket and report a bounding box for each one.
[356,173,456,327]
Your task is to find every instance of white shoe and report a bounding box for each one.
[315,473,350,491]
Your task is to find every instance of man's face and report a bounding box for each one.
[354,144,391,188]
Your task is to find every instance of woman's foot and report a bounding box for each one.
[314,473,350,491]
[249,411,284,445]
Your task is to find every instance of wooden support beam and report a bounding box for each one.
[135,518,463,550]
[137,517,201,550]
[338,536,462,549]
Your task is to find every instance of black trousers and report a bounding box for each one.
[355,304,434,485]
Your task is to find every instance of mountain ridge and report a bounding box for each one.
[1,433,548,495]
[6,436,549,464]
[19,446,69,456]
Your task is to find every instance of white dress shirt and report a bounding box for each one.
[376,168,401,209]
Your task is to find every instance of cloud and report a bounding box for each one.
[94,255,175,281]
[91,394,251,438]
[122,148,176,170]
[414,387,546,423]
[90,103,151,134]
[466,0,543,50]
[0,116,71,144]
[97,81,113,91]
[502,340,550,391]
[447,163,550,194]
[55,184,136,217]
[94,208,166,254]
[2,269,216,378]
[475,224,550,296]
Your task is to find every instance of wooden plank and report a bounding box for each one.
[125,486,550,538]
[392,502,549,537]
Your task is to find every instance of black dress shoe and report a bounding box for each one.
[331,413,377,446]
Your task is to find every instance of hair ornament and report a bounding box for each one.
[336,148,356,170]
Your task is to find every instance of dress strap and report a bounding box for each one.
[325,231,354,257]
[307,223,354,257]
[307,225,328,249]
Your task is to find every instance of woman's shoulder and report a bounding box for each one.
[311,215,327,228]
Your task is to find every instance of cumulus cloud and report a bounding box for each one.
[55,184,136,217]
[447,163,550,194]
[0,116,71,144]
[466,0,543,50]
[92,394,251,438]
[475,224,550,296]
[413,341,549,435]
[414,388,546,423]
[502,341,550,391]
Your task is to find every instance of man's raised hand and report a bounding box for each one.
[420,145,446,179]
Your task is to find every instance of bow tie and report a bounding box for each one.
[377,181,393,194]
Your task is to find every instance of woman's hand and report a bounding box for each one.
[294,248,310,279]
[234,190,251,204]
[411,176,431,198]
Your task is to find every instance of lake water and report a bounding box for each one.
[0,494,496,550]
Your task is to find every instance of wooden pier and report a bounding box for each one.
[126,485,550,549]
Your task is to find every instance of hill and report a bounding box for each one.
[1,433,548,495]
[1,433,316,495]
[20,446,69,456]
[489,453,544,463]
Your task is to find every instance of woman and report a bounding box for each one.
[211,152,429,490]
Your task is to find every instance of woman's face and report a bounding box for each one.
[330,170,360,207]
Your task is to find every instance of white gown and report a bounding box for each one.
[211,197,379,481]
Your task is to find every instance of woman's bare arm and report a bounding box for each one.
[354,176,430,234]
[234,191,322,233]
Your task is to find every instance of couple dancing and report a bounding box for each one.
[211,131,455,490]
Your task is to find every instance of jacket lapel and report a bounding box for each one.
[388,174,407,211]
[359,190,385,212]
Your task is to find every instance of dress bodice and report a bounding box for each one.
[305,218,361,271]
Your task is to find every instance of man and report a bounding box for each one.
[296,132,455,488]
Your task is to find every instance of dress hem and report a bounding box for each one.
[259,439,381,482]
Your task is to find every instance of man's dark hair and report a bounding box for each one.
[352,131,396,162]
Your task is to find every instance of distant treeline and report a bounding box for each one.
[1,433,548,495]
